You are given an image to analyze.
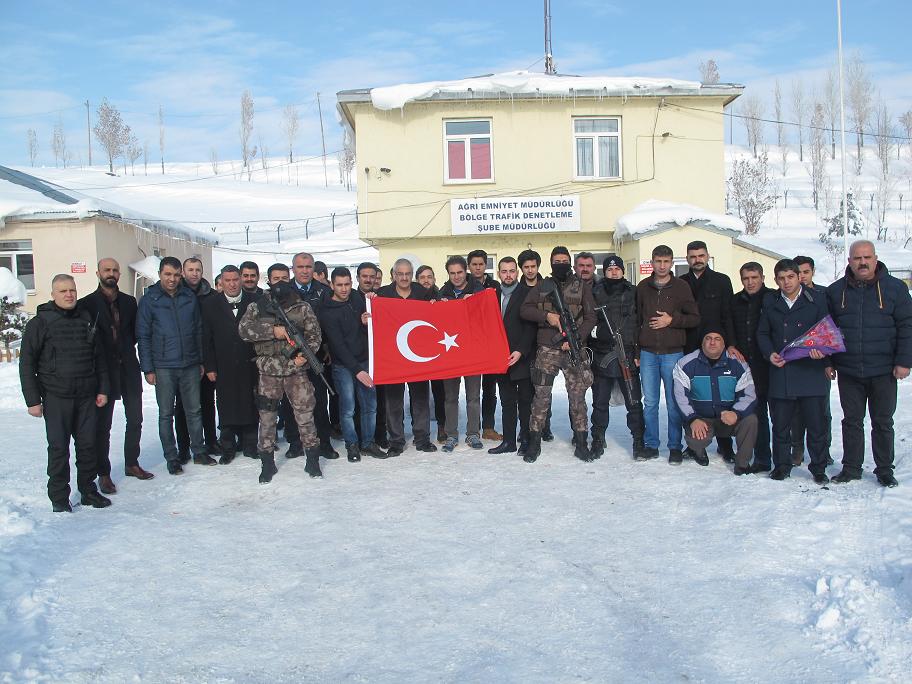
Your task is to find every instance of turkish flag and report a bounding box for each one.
[368,288,510,384]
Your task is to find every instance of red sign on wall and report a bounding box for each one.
[639,260,653,275]
[71,262,87,274]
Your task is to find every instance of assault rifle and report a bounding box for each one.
[263,294,335,396]
[594,304,641,406]
[543,278,586,367]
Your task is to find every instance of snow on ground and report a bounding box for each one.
[1,357,911,682]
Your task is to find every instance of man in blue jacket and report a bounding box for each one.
[827,240,912,487]
[758,259,833,483]
[673,326,758,474]
[137,256,213,474]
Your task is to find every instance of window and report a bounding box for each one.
[444,120,493,183]
[0,240,35,291]
[573,117,621,180]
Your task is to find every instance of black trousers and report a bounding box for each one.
[218,424,258,455]
[327,361,340,428]
[176,375,217,452]
[284,368,332,447]
[44,394,98,504]
[770,396,829,475]
[591,370,645,440]
[791,385,833,453]
[496,375,533,445]
[838,372,897,477]
[481,374,498,430]
[385,381,431,449]
[431,379,446,426]
[94,385,143,475]
[751,396,773,468]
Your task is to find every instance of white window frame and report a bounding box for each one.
[0,240,35,292]
[443,119,495,185]
[572,116,622,181]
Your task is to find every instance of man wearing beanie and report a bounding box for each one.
[589,255,646,459]
[673,325,758,473]
[520,246,597,463]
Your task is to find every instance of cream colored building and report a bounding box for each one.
[338,71,781,283]
[0,166,215,313]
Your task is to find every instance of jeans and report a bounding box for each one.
[838,372,897,477]
[639,350,683,451]
[154,366,205,463]
[332,364,376,447]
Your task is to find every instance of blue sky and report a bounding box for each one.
[2,0,910,166]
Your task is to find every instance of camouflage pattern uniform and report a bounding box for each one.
[238,299,322,453]
[521,275,597,432]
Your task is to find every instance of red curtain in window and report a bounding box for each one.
[447,141,466,179]
[470,138,491,179]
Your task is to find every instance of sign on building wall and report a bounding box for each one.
[450,195,581,235]
[639,260,653,275]
[70,262,87,274]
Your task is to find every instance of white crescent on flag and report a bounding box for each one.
[396,320,440,363]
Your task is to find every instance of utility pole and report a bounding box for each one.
[316,92,328,188]
[85,100,92,166]
[544,0,555,75]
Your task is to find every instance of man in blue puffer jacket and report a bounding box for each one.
[826,240,912,488]
[137,256,212,474]
[673,325,758,474]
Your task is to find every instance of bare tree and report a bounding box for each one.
[240,90,254,174]
[847,53,875,173]
[339,133,355,191]
[773,80,788,175]
[822,67,839,160]
[258,132,269,171]
[874,102,893,179]
[898,110,912,158]
[809,103,828,211]
[699,59,720,84]
[94,99,130,173]
[209,147,220,175]
[158,105,165,174]
[791,79,808,162]
[727,152,776,235]
[27,129,38,166]
[143,140,149,175]
[125,130,141,174]
[281,104,300,163]
[740,95,764,158]
[51,119,67,168]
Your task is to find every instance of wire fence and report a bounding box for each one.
[216,210,358,245]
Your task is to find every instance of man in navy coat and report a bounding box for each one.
[827,241,912,487]
[758,259,833,483]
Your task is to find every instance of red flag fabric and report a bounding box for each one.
[368,288,510,384]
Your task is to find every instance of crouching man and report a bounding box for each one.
[20,274,112,511]
[672,327,758,474]
[238,280,324,482]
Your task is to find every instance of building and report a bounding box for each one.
[337,70,781,281]
[0,166,216,312]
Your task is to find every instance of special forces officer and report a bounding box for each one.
[238,280,324,482]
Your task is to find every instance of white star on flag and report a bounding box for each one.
[438,332,459,351]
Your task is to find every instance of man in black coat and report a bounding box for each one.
[239,260,264,298]
[729,262,775,472]
[353,261,388,449]
[827,241,912,487]
[758,259,833,483]
[20,274,112,511]
[488,256,536,455]
[78,258,152,495]
[468,249,502,442]
[589,255,645,459]
[202,265,259,463]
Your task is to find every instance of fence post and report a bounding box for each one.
[245,225,250,245]
[305,219,309,240]
[900,194,904,211]
[277,223,282,243]
[784,189,789,209]
[331,213,335,232]
[870,193,875,211]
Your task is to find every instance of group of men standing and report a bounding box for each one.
[19,238,911,512]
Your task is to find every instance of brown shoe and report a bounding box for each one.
[482,429,503,441]
[125,464,155,480]
[98,475,117,495]
[437,428,447,444]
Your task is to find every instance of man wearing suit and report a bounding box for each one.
[489,256,537,455]
[201,265,259,463]
[78,258,152,494]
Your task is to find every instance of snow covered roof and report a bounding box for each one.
[337,70,743,111]
[0,166,217,246]
[614,199,745,242]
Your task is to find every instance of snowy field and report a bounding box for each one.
[1,359,911,682]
